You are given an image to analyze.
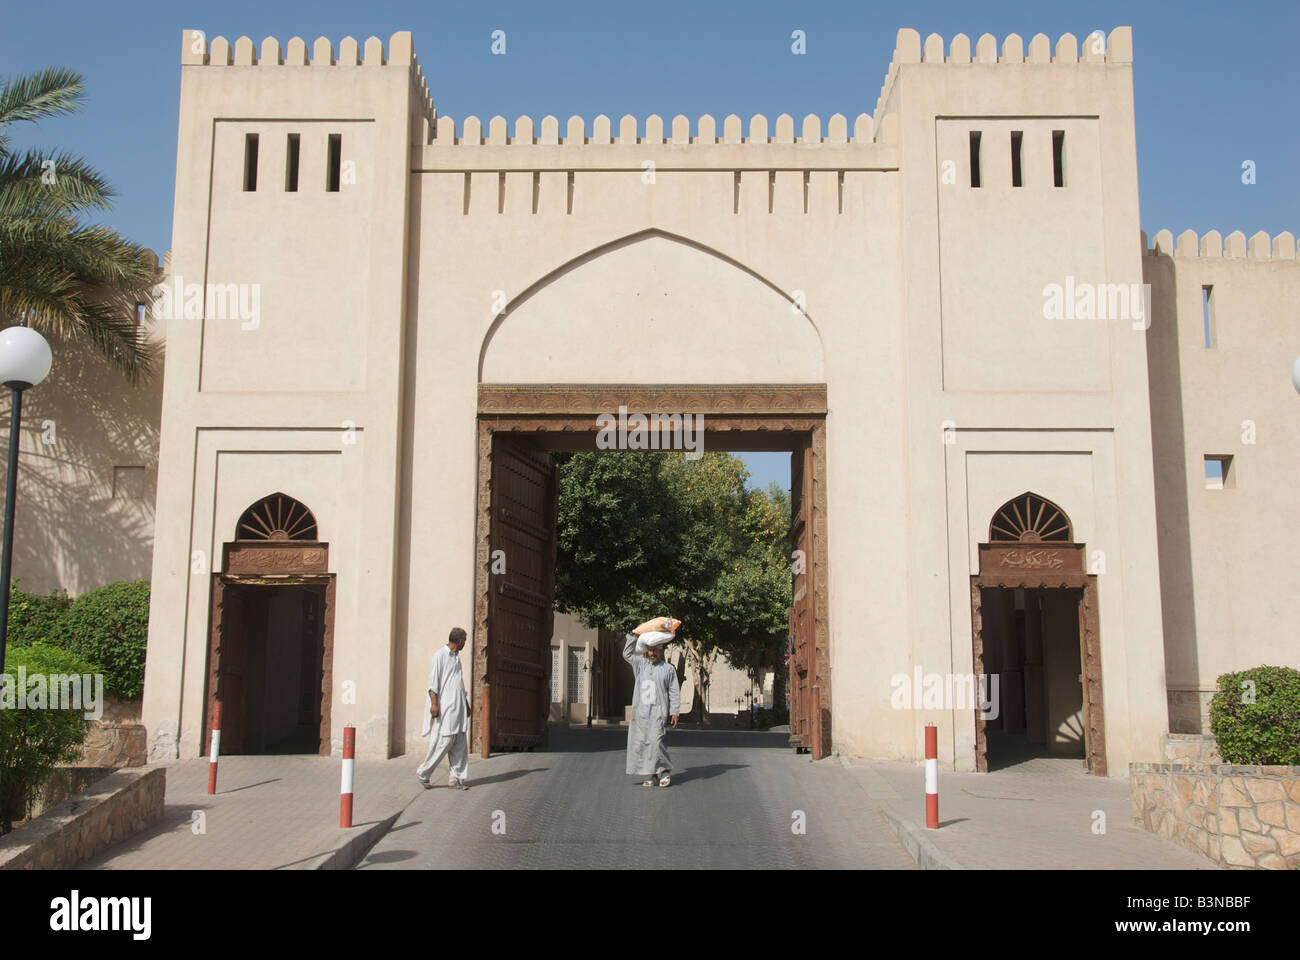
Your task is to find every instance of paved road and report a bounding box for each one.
[359,726,916,869]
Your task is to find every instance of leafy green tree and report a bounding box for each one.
[553,451,791,722]
[0,68,158,380]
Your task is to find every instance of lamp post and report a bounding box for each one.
[0,327,53,675]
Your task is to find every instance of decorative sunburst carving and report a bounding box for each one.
[237,492,318,541]
[989,493,1072,543]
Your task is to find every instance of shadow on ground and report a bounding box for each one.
[540,726,790,753]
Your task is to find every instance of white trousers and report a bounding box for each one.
[417,731,469,781]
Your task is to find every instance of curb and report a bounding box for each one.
[305,768,440,870]
[837,756,965,871]
[308,810,403,870]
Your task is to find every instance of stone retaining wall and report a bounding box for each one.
[80,697,147,767]
[1131,761,1300,869]
[0,767,165,870]
[1163,733,1220,764]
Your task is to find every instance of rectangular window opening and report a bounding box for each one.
[566,647,585,704]
[285,134,300,192]
[1204,455,1233,490]
[243,133,259,191]
[1052,130,1065,187]
[326,133,341,192]
[1202,285,1215,348]
[1010,131,1023,187]
[969,131,982,188]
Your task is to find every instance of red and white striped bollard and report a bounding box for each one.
[207,701,222,795]
[340,725,356,827]
[924,722,939,829]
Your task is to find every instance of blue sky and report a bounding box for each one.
[3,0,1295,492]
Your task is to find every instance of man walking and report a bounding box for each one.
[417,627,470,789]
[624,616,681,787]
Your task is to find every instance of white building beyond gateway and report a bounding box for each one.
[7,26,1295,776]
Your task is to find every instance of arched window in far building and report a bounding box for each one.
[988,493,1072,543]
[236,492,319,541]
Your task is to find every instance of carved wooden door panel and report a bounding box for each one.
[487,436,557,749]
[788,437,819,756]
[206,580,249,754]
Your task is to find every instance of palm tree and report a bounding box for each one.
[0,67,158,382]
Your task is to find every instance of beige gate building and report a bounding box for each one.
[14,25,1295,775]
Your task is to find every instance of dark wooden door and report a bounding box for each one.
[487,435,557,750]
[297,587,325,748]
[207,580,249,754]
[788,437,820,757]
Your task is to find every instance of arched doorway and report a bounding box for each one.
[471,384,830,758]
[970,493,1105,774]
[204,493,335,756]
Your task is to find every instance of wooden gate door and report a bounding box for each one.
[788,436,822,757]
[207,580,249,754]
[486,435,558,750]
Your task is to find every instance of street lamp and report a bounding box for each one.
[0,327,53,674]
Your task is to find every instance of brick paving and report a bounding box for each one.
[78,753,428,870]
[841,754,1219,869]
[76,726,1217,870]
[359,727,916,869]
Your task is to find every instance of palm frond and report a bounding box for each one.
[0,149,115,216]
[0,68,85,128]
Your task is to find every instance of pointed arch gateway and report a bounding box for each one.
[471,228,832,758]
[204,492,335,757]
[971,492,1106,775]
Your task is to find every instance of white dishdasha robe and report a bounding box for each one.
[624,634,681,777]
[417,644,469,781]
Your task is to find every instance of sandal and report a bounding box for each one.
[641,779,655,787]
[659,775,671,787]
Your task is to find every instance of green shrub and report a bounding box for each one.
[5,580,71,648]
[1209,666,1300,765]
[0,643,96,832]
[62,580,150,700]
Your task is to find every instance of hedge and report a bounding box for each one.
[5,580,71,647]
[1209,665,1300,765]
[62,581,150,700]
[0,643,96,832]
[5,579,150,701]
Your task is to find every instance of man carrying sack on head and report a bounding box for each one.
[624,615,682,787]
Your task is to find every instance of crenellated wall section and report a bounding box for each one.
[1143,228,1300,735]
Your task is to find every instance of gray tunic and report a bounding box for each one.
[624,634,681,776]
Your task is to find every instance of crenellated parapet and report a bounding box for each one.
[179,29,436,137]
[427,111,885,146]
[1143,229,1298,261]
[873,27,1134,132]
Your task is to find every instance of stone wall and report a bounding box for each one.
[1163,733,1220,763]
[27,766,113,821]
[80,697,147,767]
[0,767,165,870]
[1131,761,1300,869]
